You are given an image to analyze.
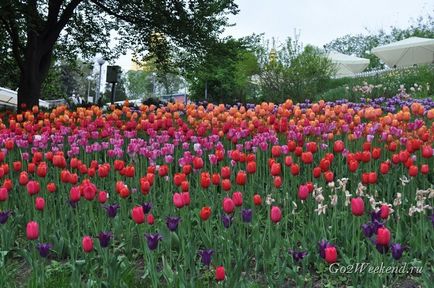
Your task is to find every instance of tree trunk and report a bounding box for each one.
[17,64,42,111]
[17,33,53,112]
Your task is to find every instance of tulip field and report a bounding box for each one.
[0,94,433,287]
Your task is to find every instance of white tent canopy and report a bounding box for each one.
[327,51,370,78]
[0,87,51,109]
[0,87,17,107]
[371,37,434,68]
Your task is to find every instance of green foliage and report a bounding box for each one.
[125,70,154,99]
[0,0,238,107]
[257,40,335,103]
[185,37,260,103]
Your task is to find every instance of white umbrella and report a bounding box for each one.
[371,37,434,68]
[327,51,370,78]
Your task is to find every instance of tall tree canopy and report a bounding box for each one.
[0,0,238,110]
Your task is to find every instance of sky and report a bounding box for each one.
[114,0,433,70]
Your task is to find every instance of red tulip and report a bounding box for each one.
[361,151,371,163]
[333,140,345,153]
[181,181,189,192]
[368,172,377,184]
[380,204,389,219]
[421,145,432,159]
[26,221,39,240]
[221,166,231,179]
[380,162,389,174]
[246,161,257,174]
[271,145,282,157]
[82,236,94,253]
[140,180,151,195]
[200,207,211,221]
[294,146,303,157]
[270,162,281,176]
[181,192,190,206]
[408,165,418,177]
[158,165,168,177]
[270,206,282,223]
[182,164,192,175]
[319,159,330,172]
[348,160,359,172]
[372,148,381,159]
[284,156,293,167]
[324,246,337,264]
[298,185,309,200]
[13,161,22,172]
[222,197,235,214]
[0,187,8,201]
[173,173,184,186]
[193,157,204,170]
[362,142,371,151]
[98,191,108,203]
[232,191,243,207]
[253,194,262,206]
[287,141,296,152]
[376,227,391,245]
[173,193,184,208]
[215,266,225,281]
[235,170,247,185]
[221,179,231,191]
[212,173,220,185]
[132,206,145,224]
[313,167,321,178]
[147,214,155,225]
[306,142,317,153]
[28,163,36,174]
[35,197,45,211]
[301,152,313,164]
[351,197,364,216]
[19,171,29,185]
[200,173,211,189]
[421,164,429,175]
[290,164,300,176]
[324,171,334,183]
[27,180,40,196]
[273,176,282,188]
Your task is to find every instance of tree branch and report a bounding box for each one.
[46,0,63,27]
[43,0,83,51]
[90,0,142,24]
[0,18,24,71]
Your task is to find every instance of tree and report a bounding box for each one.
[257,38,334,103]
[0,0,238,110]
[185,37,260,104]
[125,70,154,99]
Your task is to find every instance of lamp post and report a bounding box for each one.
[86,75,93,103]
[95,57,105,104]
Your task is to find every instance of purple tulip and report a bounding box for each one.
[142,202,152,214]
[241,208,252,223]
[198,249,214,266]
[0,210,11,224]
[166,216,181,232]
[391,243,405,260]
[221,214,233,228]
[98,231,112,248]
[318,240,331,259]
[145,233,163,250]
[289,249,308,262]
[104,204,120,218]
[36,243,53,257]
